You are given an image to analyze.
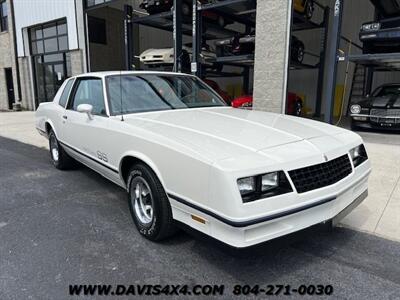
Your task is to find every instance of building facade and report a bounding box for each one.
[0,0,20,111]
[13,0,86,110]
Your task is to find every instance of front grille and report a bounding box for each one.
[370,109,400,124]
[380,19,400,30]
[288,155,352,194]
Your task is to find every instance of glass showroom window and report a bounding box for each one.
[30,20,68,55]
[0,0,8,32]
[30,19,71,105]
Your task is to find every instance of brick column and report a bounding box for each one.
[253,0,292,113]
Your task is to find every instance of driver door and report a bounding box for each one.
[62,77,115,176]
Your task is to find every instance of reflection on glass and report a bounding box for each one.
[44,37,58,53]
[58,36,68,51]
[43,25,57,38]
[57,23,67,35]
[43,53,63,63]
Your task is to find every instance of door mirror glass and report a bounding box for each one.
[77,103,93,119]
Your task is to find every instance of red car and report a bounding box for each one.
[231,93,303,116]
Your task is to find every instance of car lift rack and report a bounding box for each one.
[102,0,343,123]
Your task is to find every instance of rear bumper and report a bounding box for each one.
[170,167,371,248]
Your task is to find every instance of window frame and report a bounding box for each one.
[67,76,109,117]
[58,78,75,108]
[0,0,8,32]
[29,19,68,56]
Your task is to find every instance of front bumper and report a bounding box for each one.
[351,114,400,130]
[360,28,400,44]
[169,165,371,248]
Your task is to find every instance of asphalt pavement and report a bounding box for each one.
[1,136,400,300]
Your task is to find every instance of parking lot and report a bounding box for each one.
[1,112,400,299]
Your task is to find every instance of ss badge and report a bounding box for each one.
[97,151,108,162]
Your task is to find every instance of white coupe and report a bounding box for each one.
[35,71,371,248]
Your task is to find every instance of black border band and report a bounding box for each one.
[168,193,337,228]
[59,141,119,174]
[168,191,366,228]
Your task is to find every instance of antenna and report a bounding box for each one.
[120,70,124,122]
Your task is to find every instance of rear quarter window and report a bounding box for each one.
[59,79,74,108]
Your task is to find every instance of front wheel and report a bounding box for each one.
[127,163,177,241]
[48,129,74,170]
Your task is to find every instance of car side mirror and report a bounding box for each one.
[77,104,94,120]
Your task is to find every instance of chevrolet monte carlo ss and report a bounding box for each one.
[35,72,371,248]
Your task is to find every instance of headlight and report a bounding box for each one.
[350,144,368,168]
[261,172,278,192]
[362,23,381,31]
[237,177,256,196]
[237,171,292,203]
[350,105,361,114]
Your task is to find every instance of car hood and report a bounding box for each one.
[122,107,351,163]
[358,95,400,108]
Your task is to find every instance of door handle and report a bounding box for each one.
[62,115,67,120]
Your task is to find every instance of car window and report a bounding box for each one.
[69,78,106,116]
[373,86,400,97]
[106,74,226,115]
[59,79,74,108]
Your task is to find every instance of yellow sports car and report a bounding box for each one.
[294,0,314,19]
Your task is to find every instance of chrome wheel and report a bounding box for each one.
[131,177,154,225]
[297,47,304,63]
[295,101,302,116]
[305,2,313,19]
[50,135,59,162]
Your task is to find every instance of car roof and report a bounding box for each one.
[73,71,195,79]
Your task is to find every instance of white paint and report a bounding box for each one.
[35,71,371,247]
[13,0,79,57]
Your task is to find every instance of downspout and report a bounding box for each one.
[9,0,22,109]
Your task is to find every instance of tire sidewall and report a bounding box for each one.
[49,130,61,168]
[127,166,163,239]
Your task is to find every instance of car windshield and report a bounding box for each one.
[373,85,400,97]
[106,74,226,115]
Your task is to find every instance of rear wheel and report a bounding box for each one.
[48,129,73,170]
[305,0,314,19]
[127,163,176,241]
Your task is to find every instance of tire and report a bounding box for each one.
[127,163,176,241]
[296,43,305,63]
[291,41,304,63]
[48,129,74,170]
[294,100,303,116]
[305,0,314,19]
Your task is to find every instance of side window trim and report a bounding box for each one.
[67,76,108,117]
[59,78,75,108]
